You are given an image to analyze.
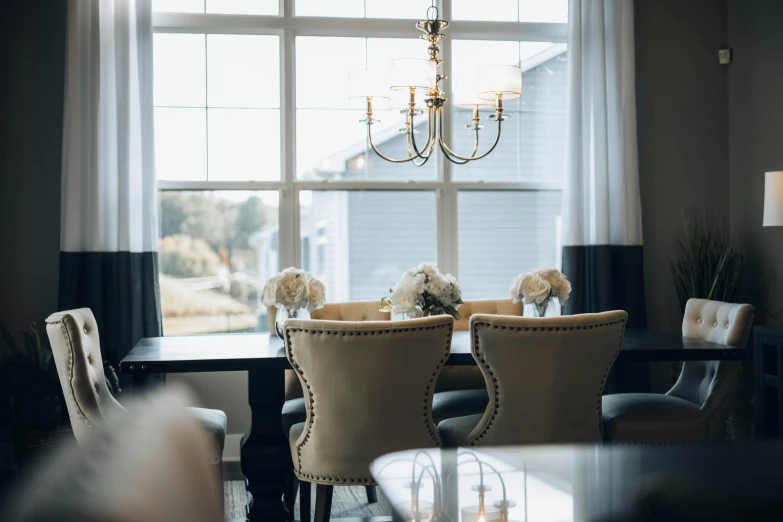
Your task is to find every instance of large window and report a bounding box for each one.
[153,0,568,335]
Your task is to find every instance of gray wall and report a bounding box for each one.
[0,2,67,340]
[728,0,783,327]
[635,0,730,335]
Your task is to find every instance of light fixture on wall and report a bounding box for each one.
[349,2,522,166]
[763,171,783,227]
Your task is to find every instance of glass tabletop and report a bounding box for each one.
[371,443,783,522]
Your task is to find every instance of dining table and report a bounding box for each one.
[119,329,744,522]
[371,442,783,521]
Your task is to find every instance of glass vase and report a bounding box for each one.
[401,308,423,320]
[275,306,310,339]
[524,296,561,318]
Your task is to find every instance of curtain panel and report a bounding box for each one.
[60,0,160,365]
[562,0,646,328]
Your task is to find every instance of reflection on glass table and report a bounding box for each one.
[372,444,783,522]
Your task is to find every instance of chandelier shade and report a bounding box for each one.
[348,70,391,101]
[477,65,523,101]
[390,58,437,92]
[454,78,496,109]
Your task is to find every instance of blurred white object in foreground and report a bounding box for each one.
[3,388,222,522]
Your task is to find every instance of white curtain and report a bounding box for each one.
[59,0,161,363]
[561,0,645,326]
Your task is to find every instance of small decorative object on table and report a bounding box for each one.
[510,269,571,318]
[262,267,326,339]
[380,262,463,320]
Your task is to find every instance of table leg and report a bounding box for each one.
[241,368,293,521]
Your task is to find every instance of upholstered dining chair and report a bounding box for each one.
[438,311,627,447]
[432,299,523,425]
[45,309,227,483]
[272,301,392,506]
[602,298,754,444]
[284,315,453,522]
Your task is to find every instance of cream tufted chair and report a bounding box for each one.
[432,299,524,426]
[602,298,754,444]
[285,316,453,522]
[45,309,227,479]
[438,311,627,447]
[273,301,392,507]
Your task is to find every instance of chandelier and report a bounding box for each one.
[349,4,522,166]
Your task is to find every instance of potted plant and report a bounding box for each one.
[670,211,743,314]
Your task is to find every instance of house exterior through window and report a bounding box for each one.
[152,0,568,335]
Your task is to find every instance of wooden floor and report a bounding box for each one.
[224,481,393,520]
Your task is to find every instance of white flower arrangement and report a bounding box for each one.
[380,262,463,319]
[262,267,326,314]
[510,268,571,316]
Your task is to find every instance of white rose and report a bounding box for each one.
[510,273,525,303]
[306,276,326,311]
[391,285,418,314]
[520,273,551,305]
[262,275,281,307]
[538,269,571,304]
[276,267,308,309]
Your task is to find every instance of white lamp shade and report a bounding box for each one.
[347,70,390,101]
[454,77,495,109]
[390,58,436,93]
[477,65,522,101]
[764,171,783,227]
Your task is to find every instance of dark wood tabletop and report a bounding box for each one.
[120,328,744,375]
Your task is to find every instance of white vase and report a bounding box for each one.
[524,296,561,318]
[275,306,310,339]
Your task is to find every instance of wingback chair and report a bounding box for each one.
[438,311,627,447]
[602,298,754,444]
[284,316,453,522]
[432,299,524,425]
[271,301,392,506]
[45,309,227,478]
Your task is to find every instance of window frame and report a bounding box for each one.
[153,0,567,282]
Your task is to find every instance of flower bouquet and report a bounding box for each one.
[380,262,463,320]
[262,267,326,338]
[510,268,571,317]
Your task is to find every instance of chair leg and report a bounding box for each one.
[365,485,377,503]
[285,474,299,515]
[300,480,311,522]
[314,484,333,522]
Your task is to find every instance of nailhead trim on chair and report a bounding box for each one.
[468,318,627,446]
[286,322,452,484]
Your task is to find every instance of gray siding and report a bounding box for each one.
[347,191,437,300]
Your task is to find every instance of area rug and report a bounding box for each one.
[225,481,393,519]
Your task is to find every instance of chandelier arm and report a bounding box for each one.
[438,108,503,162]
[410,119,438,167]
[366,123,420,163]
[409,106,437,161]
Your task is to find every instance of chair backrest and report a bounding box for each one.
[45,308,125,445]
[274,302,393,400]
[669,299,754,415]
[3,389,222,522]
[439,299,524,392]
[453,299,523,331]
[466,311,627,446]
[285,315,453,482]
[267,300,391,332]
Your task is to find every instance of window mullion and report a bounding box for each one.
[279,27,299,270]
[437,0,458,279]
